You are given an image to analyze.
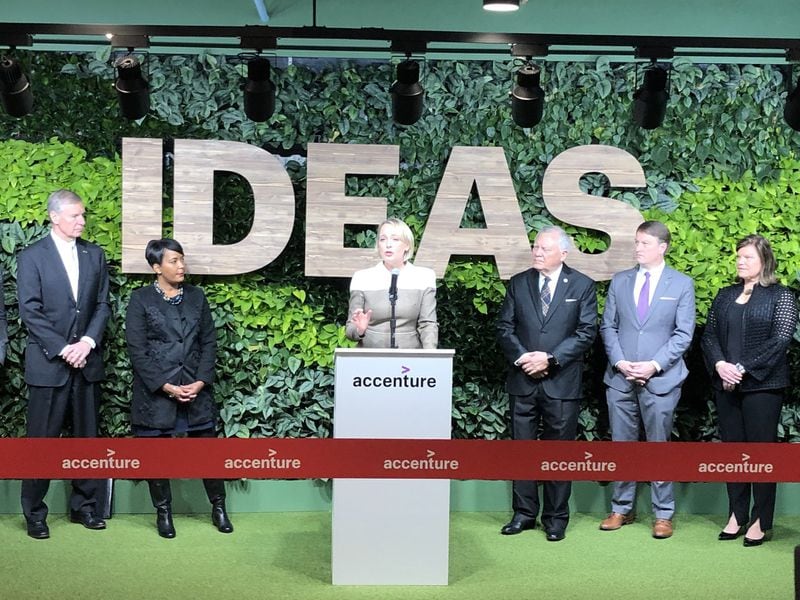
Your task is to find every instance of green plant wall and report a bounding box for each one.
[1,50,800,442]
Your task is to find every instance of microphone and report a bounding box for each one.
[389,268,400,304]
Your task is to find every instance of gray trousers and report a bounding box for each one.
[606,384,681,520]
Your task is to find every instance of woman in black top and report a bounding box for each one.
[701,234,797,546]
[126,239,233,539]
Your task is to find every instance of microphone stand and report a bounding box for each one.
[389,287,398,349]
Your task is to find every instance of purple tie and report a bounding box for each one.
[637,271,651,322]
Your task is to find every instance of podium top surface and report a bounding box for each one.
[334,348,455,359]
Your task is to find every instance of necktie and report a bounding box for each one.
[541,276,551,316]
[636,271,650,322]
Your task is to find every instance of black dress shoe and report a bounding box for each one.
[546,530,566,542]
[156,507,176,539]
[26,520,50,540]
[743,531,771,547]
[69,510,106,530]
[500,515,536,535]
[718,526,745,541]
[211,503,233,534]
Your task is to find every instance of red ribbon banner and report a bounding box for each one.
[0,438,798,482]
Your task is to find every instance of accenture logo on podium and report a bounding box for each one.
[697,453,774,474]
[383,449,460,472]
[224,448,302,470]
[352,365,438,389]
[540,451,617,474]
[62,448,141,470]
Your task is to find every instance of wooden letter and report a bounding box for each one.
[304,143,399,278]
[414,146,530,279]
[122,138,165,273]
[122,138,295,275]
[172,139,295,275]
[542,145,645,281]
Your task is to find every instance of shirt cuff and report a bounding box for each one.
[80,336,96,349]
[651,360,661,373]
[513,354,526,367]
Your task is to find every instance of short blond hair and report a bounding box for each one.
[376,218,415,262]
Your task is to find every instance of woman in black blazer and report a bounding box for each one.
[701,234,798,546]
[126,238,232,539]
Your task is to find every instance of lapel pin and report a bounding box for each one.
[563,278,568,283]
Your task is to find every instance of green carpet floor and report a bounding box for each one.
[0,512,794,599]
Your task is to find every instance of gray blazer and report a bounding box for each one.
[600,265,695,395]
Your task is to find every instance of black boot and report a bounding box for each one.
[211,498,233,533]
[148,480,176,539]
[156,506,176,539]
[206,483,233,534]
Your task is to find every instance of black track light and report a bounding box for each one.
[785,75,800,131]
[0,56,33,117]
[511,64,544,128]
[243,57,276,122]
[390,59,424,126]
[114,55,150,120]
[633,65,669,130]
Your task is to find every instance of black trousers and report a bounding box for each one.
[714,388,783,531]
[510,384,579,533]
[138,427,225,508]
[21,373,101,522]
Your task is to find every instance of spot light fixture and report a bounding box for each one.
[243,56,276,122]
[511,63,544,128]
[0,56,33,117]
[632,62,669,130]
[483,0,520,11]
[390,58,424,126]
[114,54,150,120]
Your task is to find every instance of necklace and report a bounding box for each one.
[153,280,184,305]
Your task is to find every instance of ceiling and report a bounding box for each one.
[2,0,800,61]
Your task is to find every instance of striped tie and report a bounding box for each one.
[541,276,551,316]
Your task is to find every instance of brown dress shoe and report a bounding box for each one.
[599,512,635,530]
[652,519,673,539]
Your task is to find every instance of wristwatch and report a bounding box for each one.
[735,362,746,374]
[547,353,559,368]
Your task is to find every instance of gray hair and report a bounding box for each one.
[537,225,573,252]
[47,189,83,216]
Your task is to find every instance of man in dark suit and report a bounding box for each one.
[496,225,597,542]
[599,220,695,539]
[17,189,111,539]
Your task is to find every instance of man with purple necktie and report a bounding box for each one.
[598,220,695,539]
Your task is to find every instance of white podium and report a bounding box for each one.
[332,348,454,586]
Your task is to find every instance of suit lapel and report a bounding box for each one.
[524,269,544,325]
[542,265,570,324]
[181,288,201,338]
[621,268,638,321]
[43,235,77,305]
[75,240,91,306]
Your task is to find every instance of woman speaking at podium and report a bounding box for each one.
[346,218,438,349]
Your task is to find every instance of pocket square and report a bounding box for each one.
[565,298,578,303]
[658,296,678,301]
